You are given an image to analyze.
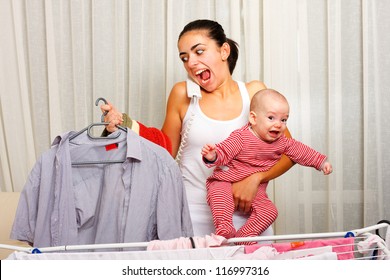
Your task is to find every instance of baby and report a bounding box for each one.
[202,89,332,244]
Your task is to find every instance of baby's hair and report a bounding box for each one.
[250,88,288,112]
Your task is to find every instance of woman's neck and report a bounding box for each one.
[205,78,236,97]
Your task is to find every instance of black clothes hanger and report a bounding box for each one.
[69,97,128,165]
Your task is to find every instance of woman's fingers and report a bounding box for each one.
[100,101,123,132]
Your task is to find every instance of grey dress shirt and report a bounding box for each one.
[11,129,193,248]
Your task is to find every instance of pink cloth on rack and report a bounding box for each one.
[147,234,227,250]
[244,237,355,260]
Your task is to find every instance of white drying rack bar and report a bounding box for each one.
[1,222,388,254]
[228,222,388,244]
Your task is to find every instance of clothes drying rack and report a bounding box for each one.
[2,222,389,260]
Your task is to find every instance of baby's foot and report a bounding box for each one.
[215,225,236,239]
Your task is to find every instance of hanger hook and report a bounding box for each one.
[95,97,108,122]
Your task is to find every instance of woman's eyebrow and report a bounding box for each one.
[179,43,204,56]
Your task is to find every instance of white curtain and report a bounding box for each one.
[0,0,389,235]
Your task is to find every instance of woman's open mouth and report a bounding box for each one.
[196,69,211,83]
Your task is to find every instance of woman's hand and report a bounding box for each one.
[232,154,295,213]
[232,173,262,213]
[100,101,124,132]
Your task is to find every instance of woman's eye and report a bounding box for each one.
[196,49,204,55]
[180,56,188,62]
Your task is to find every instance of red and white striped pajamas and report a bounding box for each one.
[204,123,327,244]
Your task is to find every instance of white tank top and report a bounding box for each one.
[178,80,252,236]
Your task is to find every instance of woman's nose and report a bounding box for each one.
[188,55,198,67]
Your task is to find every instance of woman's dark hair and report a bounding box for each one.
[178,19,239,74]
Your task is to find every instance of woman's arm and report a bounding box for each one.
[133,82,189,156]
[232,128,295,213]
[101,98,177,155]
[161,82,189,158]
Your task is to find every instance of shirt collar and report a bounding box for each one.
[53,129,143,162]
[125,129,142,161]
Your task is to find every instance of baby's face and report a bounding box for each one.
[252,98,289,142]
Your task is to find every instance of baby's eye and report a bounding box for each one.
[282,119,288,123]
[268,116,274,121]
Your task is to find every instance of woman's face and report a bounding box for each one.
[178,30,229,92]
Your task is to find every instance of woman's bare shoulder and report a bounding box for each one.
[166,80,191,116]
[169,81,188,100]
[245,80,267,99]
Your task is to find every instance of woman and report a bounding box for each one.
[102,19,294,236]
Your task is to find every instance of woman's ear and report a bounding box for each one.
[249,111,257,125]
[221,42,230,61]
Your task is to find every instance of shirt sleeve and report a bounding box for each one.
[10,159,42,245]
[156,159,194,240]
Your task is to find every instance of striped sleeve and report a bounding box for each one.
[283,138,327,170]
[205,128,245,168]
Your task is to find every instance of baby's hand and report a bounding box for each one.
[201,144,217,162]
[322,162,333,175]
